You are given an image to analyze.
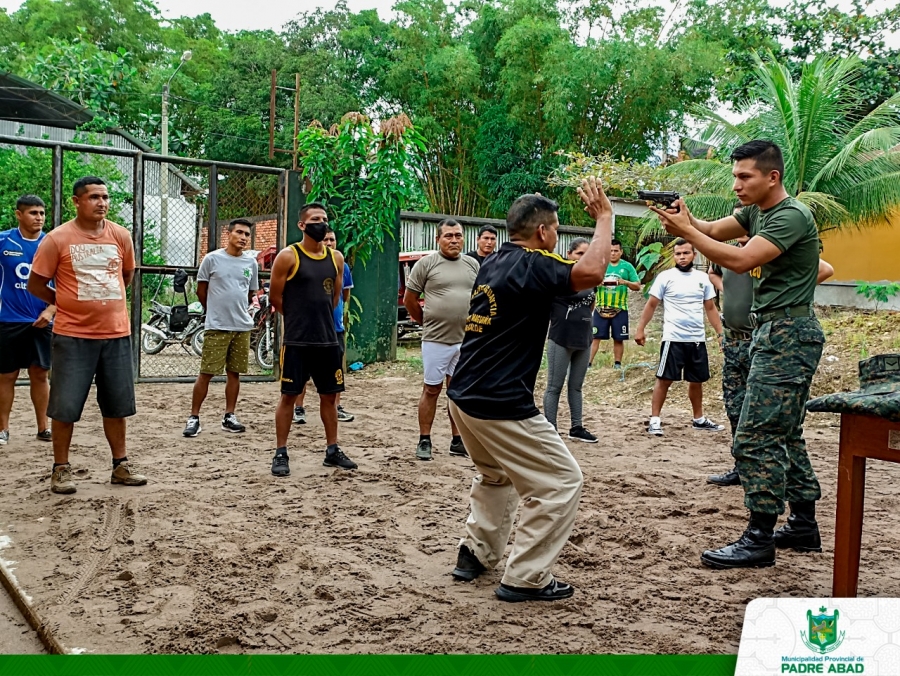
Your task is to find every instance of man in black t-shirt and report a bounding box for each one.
[465,224,498,265]
[447,179,613,603]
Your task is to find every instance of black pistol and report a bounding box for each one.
[637,190,680,212]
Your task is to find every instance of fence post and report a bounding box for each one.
[51,145,63,229]
[208,164,218,254]
[131,153,144,382]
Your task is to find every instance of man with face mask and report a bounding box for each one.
[634,239,725,437]
[267,202,357,476]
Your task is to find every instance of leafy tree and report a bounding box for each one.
[25,33,139,129]
[0,142,131,230]
[296,112,427,266]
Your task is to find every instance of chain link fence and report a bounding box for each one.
[0,132,285,383]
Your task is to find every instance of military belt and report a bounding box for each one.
[748,304,813,329]
[724,327,753,341]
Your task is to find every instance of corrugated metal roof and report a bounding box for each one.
[0,71,94,129]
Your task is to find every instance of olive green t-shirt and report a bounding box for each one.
[734,197,819,314]
[405,252,480,344]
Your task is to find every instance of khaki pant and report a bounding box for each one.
[449,401,583,589]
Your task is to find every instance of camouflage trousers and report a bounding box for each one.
[733,317,825,515]
[723,337,752,438]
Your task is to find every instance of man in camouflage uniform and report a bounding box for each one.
[709,244,834,488]
[651,139,828,569]
[707,239,754,487]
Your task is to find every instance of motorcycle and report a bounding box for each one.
[250,285,276,370]
[141,270,207,357]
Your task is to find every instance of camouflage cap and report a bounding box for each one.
[806,354,900,421]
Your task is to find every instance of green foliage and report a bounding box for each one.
[25,31,138,128]
[296,113,427,267]
[855,282,900,311]
[692,53,900,232]
[0,140,130,231]
[3,0,899,229]
[635,242,665,276]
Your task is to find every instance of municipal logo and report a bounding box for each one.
[801,606,845,654]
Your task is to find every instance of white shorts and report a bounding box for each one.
[422,341,461,385]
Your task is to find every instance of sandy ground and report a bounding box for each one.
[1,304,899,655]
[0,582,44,654]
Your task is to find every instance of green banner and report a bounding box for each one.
[0,654,737,676]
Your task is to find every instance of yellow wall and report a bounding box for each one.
[821,216,900,282]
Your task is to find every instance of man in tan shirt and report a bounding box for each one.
[403,219,479,461]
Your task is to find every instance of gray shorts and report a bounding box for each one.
[48,335,137,423]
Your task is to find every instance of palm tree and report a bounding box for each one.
[652,52,900,233]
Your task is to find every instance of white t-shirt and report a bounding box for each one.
[649,267,716,342]
[197,248,259,332]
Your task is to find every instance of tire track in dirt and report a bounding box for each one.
[56,499,135,606]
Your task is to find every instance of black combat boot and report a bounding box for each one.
[707,467,741,487]
[701,512,777,569]
[774,501,822,553]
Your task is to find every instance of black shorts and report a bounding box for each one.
[656,340,710,383]
[47,335,137,423]
[280,344,345,396]
[0,322,52,373]
[592,309,629,341]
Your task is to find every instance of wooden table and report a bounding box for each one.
[832,413,900,597]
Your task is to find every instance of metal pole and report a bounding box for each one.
[131,154,144,382]
[208,164,218,254]
[160,83,169,262]
[269,70,277,160]
[51,145,63,229]
[293,73,300,170]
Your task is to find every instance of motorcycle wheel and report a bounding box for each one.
[191,328,206,357]
[255,324,275,370]
[141,317,167,355]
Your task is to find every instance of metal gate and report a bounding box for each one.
[0,133,285,383]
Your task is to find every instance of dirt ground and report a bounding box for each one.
[0,306,899,655]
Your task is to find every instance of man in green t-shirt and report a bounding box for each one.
[650,139,826,571]
[589,239,641,369]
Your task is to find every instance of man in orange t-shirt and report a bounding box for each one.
[29,176,147,494]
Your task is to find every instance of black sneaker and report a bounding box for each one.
[692,417,725,432]
[36,429,52,442]
[293,406,306,424]
[324,445,357,470]
[495,579,575,603]
[337,406,355,423]
[449,438,468,457]
[568,426,598,443]
[451,545,485,581]
[222,413,246,433]
[183,416,201,437]
[271,450,290,477]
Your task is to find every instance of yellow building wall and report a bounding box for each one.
[820,216,900,282]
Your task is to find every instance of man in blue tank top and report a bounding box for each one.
[0,195,56,445]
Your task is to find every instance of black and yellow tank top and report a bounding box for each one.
[282,243,339,346]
